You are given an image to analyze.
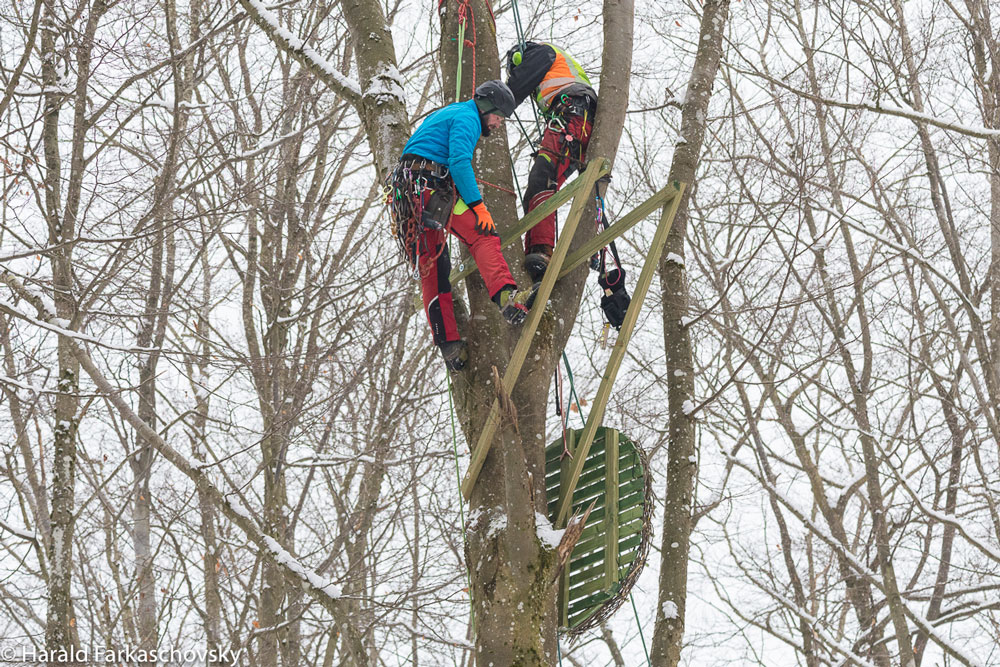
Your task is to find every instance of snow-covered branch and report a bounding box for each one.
[0,269,369,664]
[725,61,1000,140]
[235,0,362,107]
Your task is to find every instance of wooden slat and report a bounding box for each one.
[573,462,607,490]
[570,588,617,618]
[573,512,641,558]
[558,428,577,627]
[554,182,687,525]
[461,159,610,500]
[569,541,608,569]
[570,561,608,587]
[568,472,644,523]
[445,162,611,293]
[568,574,613,601]
[616,505,644,526]
[568,604,603,630]
[557,182,681,279]
[604,429,619,588]
[616,533,643,554]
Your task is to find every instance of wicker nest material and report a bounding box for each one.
[545,428,655,637]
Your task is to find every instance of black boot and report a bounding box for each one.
[524,244,553,283]
[439,339,468,372]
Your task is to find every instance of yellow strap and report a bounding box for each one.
[453,198,469,215]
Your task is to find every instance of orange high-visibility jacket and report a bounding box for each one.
[505,42,596,112]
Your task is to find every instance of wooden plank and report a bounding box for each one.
[604,429,619,589]
[555,182,687,525]
[571,544,613,572]
[566,478,609,509]
[446,162,611,291]
[573,461,607,490]
[461,159,610,500]
[570,562,607,587]
[414,162,613,312]
[616,505,644,526]
[568,604,603,630]
[570,588,616,616]
[574,510,642,556]
[568,574,613,601]
[558,428,576,627]
[557,182,681,280]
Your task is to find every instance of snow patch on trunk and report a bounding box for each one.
[535,512,565,549]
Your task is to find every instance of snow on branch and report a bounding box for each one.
[237,0,362,107]
[0,517,38,544]
[727,452,987,667]
[726,62,1000,140]
[0,274,157,355]
[0,270,368,663]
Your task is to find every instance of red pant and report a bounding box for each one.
[419,203,515,345]
[523,113,593,250]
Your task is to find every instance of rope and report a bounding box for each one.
[451,0,478,101]
[631,594,652,666]
[508,0,545,139]
[561,352,587,427]
[476,177,516,195]
[454,17,466,102]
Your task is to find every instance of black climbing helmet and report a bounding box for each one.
[473,80,516,118]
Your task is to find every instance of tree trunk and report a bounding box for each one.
[188,257,224,664]
[41,0,82,655]
[651,2,730,665]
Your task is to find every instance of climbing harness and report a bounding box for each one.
[532,95,592,174]
[385,157,455,273]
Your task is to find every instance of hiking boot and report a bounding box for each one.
[524,245,553,283]
[496,285,539,325]
[439,339,468,372]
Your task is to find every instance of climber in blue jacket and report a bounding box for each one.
[387,81,538,372]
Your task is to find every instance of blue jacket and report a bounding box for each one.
[402,100,483,206]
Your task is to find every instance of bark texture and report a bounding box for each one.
[436,0,634,661]
[651,2,730,665]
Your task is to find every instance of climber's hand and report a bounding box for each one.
[472,202,497,236]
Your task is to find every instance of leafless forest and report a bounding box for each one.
[1,0,999,664]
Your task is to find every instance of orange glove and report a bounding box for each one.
[472,202,497,236]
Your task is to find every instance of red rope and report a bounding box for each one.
[476,178,516,195]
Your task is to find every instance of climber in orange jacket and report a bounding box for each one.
[506,42,598,281]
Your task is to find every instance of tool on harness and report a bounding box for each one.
[532,94,591,172]
[594,192,631,332]
[385,157,455,269]
[552,92,592,118]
